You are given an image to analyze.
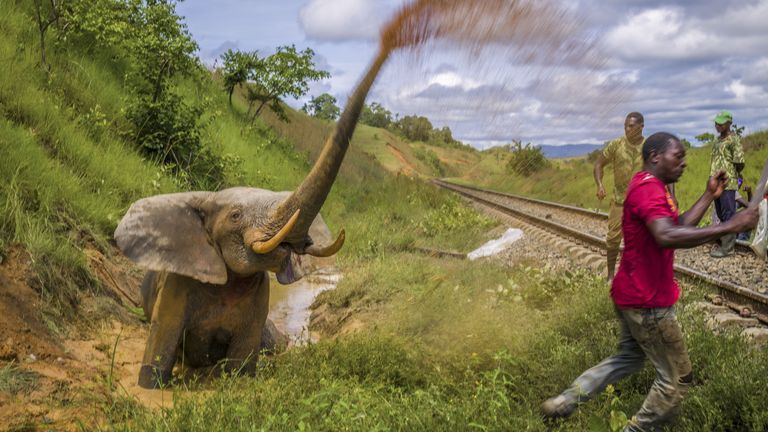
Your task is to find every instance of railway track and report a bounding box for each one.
[434,179,768,324]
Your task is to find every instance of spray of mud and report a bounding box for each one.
[374,0,626,146]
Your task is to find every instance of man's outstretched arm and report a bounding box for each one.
[647,213,755,249]
[677,170,727,227]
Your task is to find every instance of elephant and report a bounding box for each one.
[114,44,393,389]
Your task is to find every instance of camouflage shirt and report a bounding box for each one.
[710,134,745,190]
[602,136,644,205]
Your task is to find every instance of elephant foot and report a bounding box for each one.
[138,364,173,389]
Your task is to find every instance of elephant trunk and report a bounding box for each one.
[269,47,392,242]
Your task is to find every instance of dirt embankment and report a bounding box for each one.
[0,242,349,430]
[385,142,418,176]
[0,245,153,430]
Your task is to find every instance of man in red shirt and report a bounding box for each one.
[542,132,758,431]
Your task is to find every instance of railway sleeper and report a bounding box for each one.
[689,301,768,348]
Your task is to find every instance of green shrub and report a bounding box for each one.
[506,141,549,176]
[413,146,444,176]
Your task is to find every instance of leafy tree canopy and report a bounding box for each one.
[246,45,330,122]
[360,102,393,129]
[695,132,715,144]
[302,93,340,121]
[221,49,259,105]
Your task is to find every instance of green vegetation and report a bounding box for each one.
[107,266,768,431]
[302,93,340,121]
[2,1,768,430]
[0,362,40,396]
[505,141,549,176]
[220,49,260,105]
[242,45,330,122]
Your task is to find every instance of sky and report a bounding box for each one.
[176,0,768,149]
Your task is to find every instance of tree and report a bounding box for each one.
[360,102,393,128]
[393,115,433,142]
[246,45,330,122]
[695,132,715,145]
[680,138,692,149]
[220,49,259,105]
[125,0,201,103]
[64,0,222,188]
[302,93,340,121]
[430,126,458,147]
[32,0,64,71]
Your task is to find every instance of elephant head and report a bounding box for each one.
[114,47,392,285]
[114,189,341,286]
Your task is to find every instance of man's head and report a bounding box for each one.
[714,111,732,134]
[624,112,644,142]
[643,132,687,184]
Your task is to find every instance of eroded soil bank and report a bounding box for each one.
[0,246,343,430]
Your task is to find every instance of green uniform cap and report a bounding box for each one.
[714,111,733,125]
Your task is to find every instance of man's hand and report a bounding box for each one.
[707,170,729,198]
[725,206,759,233]
[596,184,606,201]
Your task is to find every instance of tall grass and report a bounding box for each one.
[104,261,768,431]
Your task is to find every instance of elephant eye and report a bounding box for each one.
[230,210,242,223]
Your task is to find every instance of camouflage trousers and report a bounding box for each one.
[562,307,692,432]
[606,202,624,274]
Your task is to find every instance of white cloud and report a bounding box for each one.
[606,8,714,61]
[606,2,768,62]
[427,72,482,90]
[727,80,748,100]
[299,0,392,41]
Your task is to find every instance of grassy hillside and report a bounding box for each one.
[0,0,494,320]
[2,2,768,431]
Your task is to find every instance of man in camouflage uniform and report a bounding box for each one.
[594,112,645,280]
[710,110,745,257]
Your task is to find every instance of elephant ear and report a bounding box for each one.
[114,192,228,285]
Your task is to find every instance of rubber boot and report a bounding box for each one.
[711,234,736,258]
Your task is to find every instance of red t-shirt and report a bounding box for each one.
[611,172,680,309]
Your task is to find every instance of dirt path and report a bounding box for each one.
[385,142,417,176]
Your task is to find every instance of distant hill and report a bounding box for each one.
[538,144,602,159]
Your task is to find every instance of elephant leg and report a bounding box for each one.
[223,278,270,375]
[139,276,188,389]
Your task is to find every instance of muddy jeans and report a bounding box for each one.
[562,307,692,432]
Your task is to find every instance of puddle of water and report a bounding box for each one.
[268,267,341,346]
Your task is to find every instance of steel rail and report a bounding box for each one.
[435,179,754,250]
[435,180,768,319]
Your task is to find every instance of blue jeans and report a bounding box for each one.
[715,190,737,222]
[562,307,692,432]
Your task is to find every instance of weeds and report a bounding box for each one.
[0,362,40,396]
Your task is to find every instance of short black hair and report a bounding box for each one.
[626,112,644,124]
[642,132,679,162]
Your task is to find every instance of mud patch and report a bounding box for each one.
[0,246,63,363]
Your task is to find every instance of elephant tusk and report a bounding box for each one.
[251,209,301,254]
[304,229,345,257]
